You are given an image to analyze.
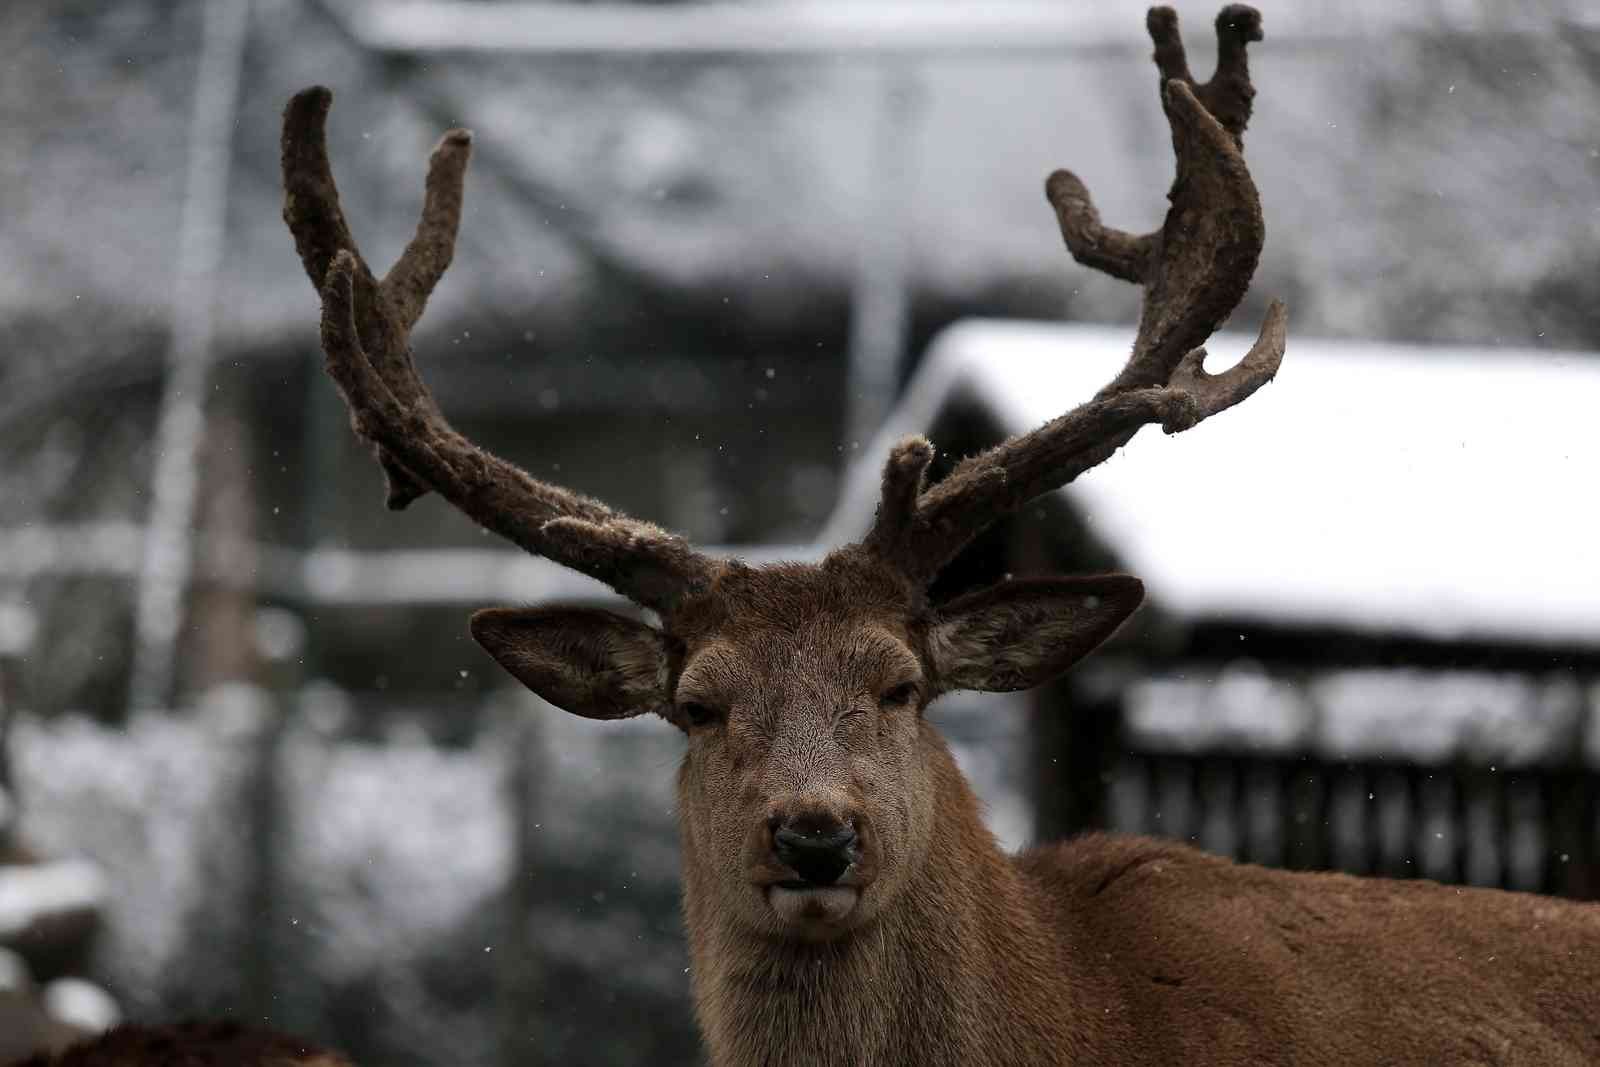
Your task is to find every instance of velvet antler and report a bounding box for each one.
[865,4,1287,584]
[282,87,716,612]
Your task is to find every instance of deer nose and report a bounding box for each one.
[771,814,859,886]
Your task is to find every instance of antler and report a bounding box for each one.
[282,87,716,612]
[864,5,1287,584]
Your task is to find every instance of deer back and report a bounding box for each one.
[1029,834,1600,1064]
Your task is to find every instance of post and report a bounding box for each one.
[128,0,252,709]
[0,601,38,853]
[844,64,921,453]
[496,692,544,1067]
[1011,504,1125,841]
[1031,673,1123,841]
[241,608,306,1023]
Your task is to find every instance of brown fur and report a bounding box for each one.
[7,1022,350,1067]
[1031,836,1600,1065]
[0,990,85,1066]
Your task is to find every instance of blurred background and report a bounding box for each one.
[2,0,1598,1063]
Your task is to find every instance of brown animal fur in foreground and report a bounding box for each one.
[278,4,1600,1065]
[6,1022,351,1067]
[0,990,85,1066]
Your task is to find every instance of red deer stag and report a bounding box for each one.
[280,5,1600,1065]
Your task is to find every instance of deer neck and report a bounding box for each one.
[681,732,1084,1067]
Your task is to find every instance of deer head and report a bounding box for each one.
[282,3,1282,945]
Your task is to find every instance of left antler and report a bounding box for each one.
[864,5,1287,584]
[282,87,716,612]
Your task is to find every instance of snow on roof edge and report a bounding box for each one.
[819,318,1600,649]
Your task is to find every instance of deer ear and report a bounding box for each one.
[928,575,1144,693]
[470,607,671,720]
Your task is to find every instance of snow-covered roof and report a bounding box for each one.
[821,320,1600,647]
[41,979,120,1034]
[342,1,1599,57]
[0,861,106,941]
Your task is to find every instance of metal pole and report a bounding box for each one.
[844,64,920,455]
[497,695,544,1066]
[0,601,36,853]
[243,609,306,1025]
[129,0,253,710]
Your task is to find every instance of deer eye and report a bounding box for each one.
[879,682,919,709]
[679,701,724,729]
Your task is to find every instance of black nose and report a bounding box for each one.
[772,817,858,886]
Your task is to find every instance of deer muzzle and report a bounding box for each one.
[757,804,871,933]
[772,819,859,887]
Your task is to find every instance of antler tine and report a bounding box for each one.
[1099,75,1264,394]
[283,87,454,510]
[285,87,716,612]
[864,437,935,558]
[1149,4,1261,148]
[865,5,1286,584]
[383,126,473,332]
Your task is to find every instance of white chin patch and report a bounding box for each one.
[767,885,859,927]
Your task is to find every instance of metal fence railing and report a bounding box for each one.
[1107,748,1600,901]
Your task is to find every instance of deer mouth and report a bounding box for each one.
[765,883,861,929]
[774,879,822,891]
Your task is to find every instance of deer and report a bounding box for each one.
[7,1023,350,1066]
[0,943,345,1067]
[277,5,1600,1066]
[0,933,346,1067]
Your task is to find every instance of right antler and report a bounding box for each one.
[864,5,1287,584]
[281,88,716,612]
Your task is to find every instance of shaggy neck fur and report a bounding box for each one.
[679,726,1098,1067]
